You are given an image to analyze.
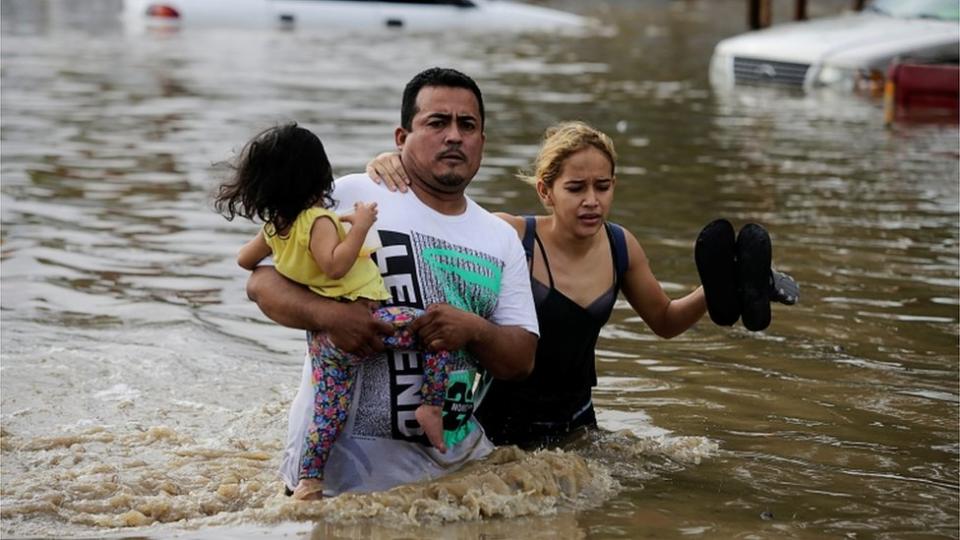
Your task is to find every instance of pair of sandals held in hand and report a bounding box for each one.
[695,219,799,332]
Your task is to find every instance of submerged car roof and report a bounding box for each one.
[122,0,590,33]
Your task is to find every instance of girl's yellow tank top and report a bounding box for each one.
[263,207,390,302]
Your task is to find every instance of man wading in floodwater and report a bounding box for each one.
[245,67,539,496]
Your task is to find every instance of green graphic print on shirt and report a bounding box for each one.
[421,247,502,316]
[416,237,503,447]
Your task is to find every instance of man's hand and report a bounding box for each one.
[409,303,483,352]
[327,300,395,357]
[409,303,536,380]
[247,267,393,356]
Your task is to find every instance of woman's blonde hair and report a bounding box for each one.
[519,121,617,188]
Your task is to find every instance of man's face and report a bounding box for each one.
[396,86,485,195]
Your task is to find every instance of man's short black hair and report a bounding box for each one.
[400,67,485,131]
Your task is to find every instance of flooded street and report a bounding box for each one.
[1,0,957,538]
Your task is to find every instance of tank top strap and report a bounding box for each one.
[521,216,556,287]
[605,222,630,286]
[533,233,555,288]
[521,216,537,262]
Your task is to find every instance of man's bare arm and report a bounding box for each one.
[409,304,535,381]
[469,321,536,381]
[246,266,393,355]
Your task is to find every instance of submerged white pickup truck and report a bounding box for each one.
[709,0,959,92]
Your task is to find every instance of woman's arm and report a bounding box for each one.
[619,229,706,339]
[237,230,272,270]
[366,151,409,192]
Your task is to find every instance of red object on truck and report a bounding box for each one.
[884,62,960,124]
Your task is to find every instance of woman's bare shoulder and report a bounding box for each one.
[494,212,527,236]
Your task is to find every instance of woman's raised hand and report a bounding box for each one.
[366,151,410,193]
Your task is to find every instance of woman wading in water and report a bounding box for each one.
[368,121,797,448]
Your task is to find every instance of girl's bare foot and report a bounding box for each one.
[292,478,325,500]
[415,404,446,453]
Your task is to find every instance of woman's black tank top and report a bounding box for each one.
[475,217,628,446]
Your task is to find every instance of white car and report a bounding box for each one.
[122,0,588,33]
[709,0,960,92]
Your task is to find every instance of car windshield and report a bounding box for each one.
[867,0,960,21]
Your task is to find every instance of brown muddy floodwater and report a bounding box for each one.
[1,1,958,538]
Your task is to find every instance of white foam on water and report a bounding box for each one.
[0,402,720,538]
[94,383,141,402]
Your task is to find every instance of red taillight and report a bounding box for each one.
[145,5,180,19]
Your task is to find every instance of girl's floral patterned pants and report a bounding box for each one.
[299,305,451,480]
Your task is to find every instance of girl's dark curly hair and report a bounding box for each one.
[214,123,335,235]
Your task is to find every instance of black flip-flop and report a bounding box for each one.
[737,223,772,331]
[695,219,740,326]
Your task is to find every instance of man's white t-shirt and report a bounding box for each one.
[279,174,539,495]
